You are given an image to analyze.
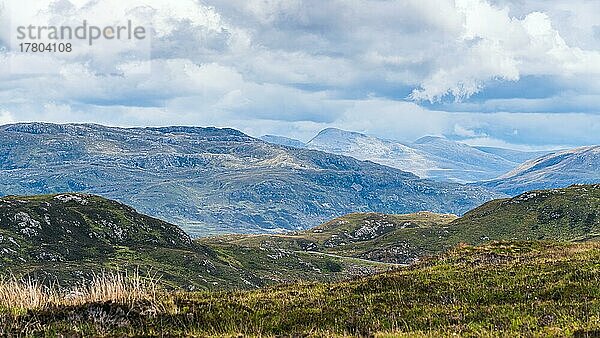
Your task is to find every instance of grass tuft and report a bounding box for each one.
[0,270,161,314]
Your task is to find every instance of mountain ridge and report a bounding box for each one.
[0,122,499,236]
[479,146,600,194]
[305,127,527,182]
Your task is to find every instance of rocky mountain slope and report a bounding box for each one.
[305,128,540,183]
[0,194,390,290]
[0,123,498,236]
[479,146,600,194]
[306,128,437,179]
[0,193,191,263]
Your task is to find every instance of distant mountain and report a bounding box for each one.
[479,146,600,195]
[475,146,552,164]
[0,123,498,236]
[306,128,436,178]
[260,135,306,148]
[411,136,517,181]
[306,128,517,182]
[0,193,389,289]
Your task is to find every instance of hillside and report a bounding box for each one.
[206,184,600,264]
[449,183,600,242]
[4,241,600,337]
[306,128,521,182]
[479,146,600,194]
[259,135,306,148]
[0,194,393,290]
[0,122,498,236]
[0,193,191,263]
[200,212,458,264]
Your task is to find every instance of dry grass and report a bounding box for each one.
[0,270,161,312]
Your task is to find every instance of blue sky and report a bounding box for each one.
[0,0,599,150]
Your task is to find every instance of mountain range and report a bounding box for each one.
[0,123,498,236]
[262,128,552,183]
[478,146,600,195]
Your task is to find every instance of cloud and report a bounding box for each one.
[0,0,598,149]
[0,109,13,124]
[409,1,600,102]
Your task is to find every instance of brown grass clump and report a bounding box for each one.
[0,270,161,312]
[0,277,52,311]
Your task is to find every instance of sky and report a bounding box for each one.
[0,0,599,150]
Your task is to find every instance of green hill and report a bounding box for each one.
[199,212,458,264]
[204,184,600,265]
[0,194,391,290]
[449,183,600,242]
[1,185,600,335]
[0,193,192,262]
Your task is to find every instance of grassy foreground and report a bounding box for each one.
[2,240,600,337]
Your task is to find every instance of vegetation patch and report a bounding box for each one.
[2,241,600,337]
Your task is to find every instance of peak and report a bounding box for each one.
[318,128,362,136]
[309,128,367,143]
[413,136,447,144]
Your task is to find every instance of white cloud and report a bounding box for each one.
[410,0,600,102]
[0,0,599,149]
[0,109,13,124]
